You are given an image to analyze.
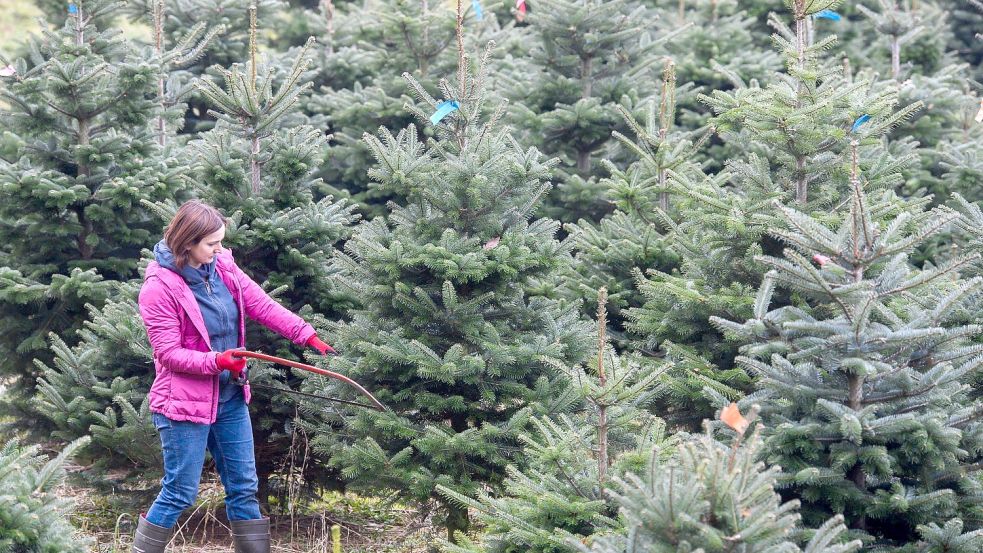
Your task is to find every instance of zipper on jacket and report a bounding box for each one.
[205,278,212,295]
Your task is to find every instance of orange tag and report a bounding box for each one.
[721,402,749,434]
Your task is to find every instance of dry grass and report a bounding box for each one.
[62,477,444,552]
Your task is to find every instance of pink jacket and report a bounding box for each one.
[138,248,316,424]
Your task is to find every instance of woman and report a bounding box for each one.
[134,200,335,553]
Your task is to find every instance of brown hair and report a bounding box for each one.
[164,200,227,270]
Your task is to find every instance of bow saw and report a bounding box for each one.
[231,350,388,412]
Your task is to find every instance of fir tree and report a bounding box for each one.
[141,0,223,146]
[166,16,360,505]
[303,0,508,216]
[563,61,706,339]
[856,0,930,80]
[0,0,185,431]
[844,0,983,213]
[697,0,922,208]
[437,288,671,552]
[657,0,780,113]
[305,0,459,213]
[714,139,983,545]
[122,0,287,134]
[33,13,358,502]
[299,21,592,539]
[623,0,923,426]
[33,279,163,482]
[506,0,679,224]
[0,436,92,553]
[574,419,863,553]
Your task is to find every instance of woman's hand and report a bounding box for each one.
[306,335,337,356]
[217,349,247,379]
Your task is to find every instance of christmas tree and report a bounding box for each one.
[33,11,358,503]
[0,0,185,432]
[0,436,92,553]
[140,0,223,146]
[34,279,162,479]
[122,0,286,134]
[623,0,923,426]
[844,0,983,216]
[713,139,983,545]
[506,0,679,224]
[575,418,863,553]
[303,0,506,215]
[299,16,593,539]
[562,61,706,339]
[158,14,360,505]
[437,288,670,552]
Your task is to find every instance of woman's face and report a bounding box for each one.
[188,226,225,268]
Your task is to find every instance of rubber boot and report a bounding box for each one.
[132,515,173,553]
[230,517,271,553]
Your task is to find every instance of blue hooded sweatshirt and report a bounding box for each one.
[154,240,243,403]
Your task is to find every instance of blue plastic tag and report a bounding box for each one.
[851,114,871,133]
[68,3,78,13]
[814,9,841,20]
[473,0,483,20]
[430,100,461,125]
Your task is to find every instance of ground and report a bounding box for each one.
[63,471,443,552]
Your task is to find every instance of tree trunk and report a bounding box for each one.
[890,35,901,79]
[795,156,807,204]
[577,150,590,175]
[154,0,166,146]
[581,56,593,98]
[445,502,470,544]
[73,3,84,46]
[256,464,273,515]
[795,14,806,72]
[847,285,867,530]
[250,133,261,195]
[596,288,609,485]
[75,117,95,260]
[658,165,669,212]
[254,426,275,514]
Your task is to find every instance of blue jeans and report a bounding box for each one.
[145,396,262,528]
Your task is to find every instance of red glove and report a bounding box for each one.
[307,335,337,356]
[217,349,247,380]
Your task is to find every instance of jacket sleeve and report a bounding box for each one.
[139,278,220,376]
[231,260,316,345]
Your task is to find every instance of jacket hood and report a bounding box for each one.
[154,239,213,284]
[154,240,179,272]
